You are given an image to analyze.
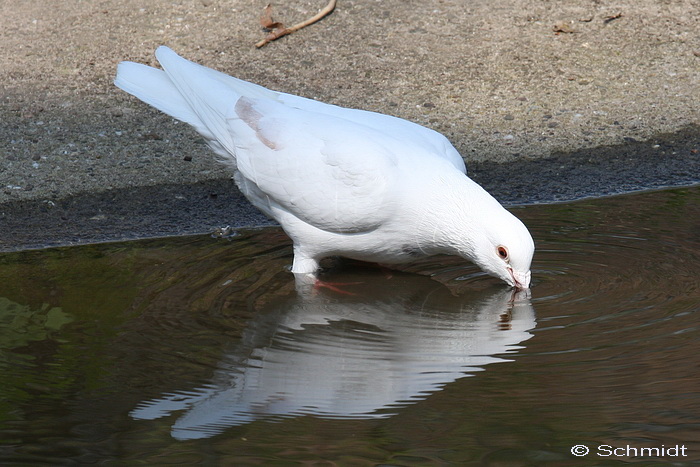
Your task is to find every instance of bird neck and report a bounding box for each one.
[413,171,501,260]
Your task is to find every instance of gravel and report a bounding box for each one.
[1,0,698,250]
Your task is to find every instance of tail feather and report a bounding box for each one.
[114,61,214,139]
[151,47,243,157]
[155,47,277,102]
[115,46,280,161]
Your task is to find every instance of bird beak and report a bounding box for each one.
[507,267,531,290]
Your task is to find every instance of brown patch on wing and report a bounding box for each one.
[234,97,277,150]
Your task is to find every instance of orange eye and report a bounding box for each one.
[497,246,509,259]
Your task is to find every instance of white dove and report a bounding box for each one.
[115,46,534,288]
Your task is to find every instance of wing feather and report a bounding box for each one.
[276,93,467,174]
[231,97,398,233]
[115,47,468,233]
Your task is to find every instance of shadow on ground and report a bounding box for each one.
[1,124,698,252]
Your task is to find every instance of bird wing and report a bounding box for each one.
[115,47,465,232]
[276,93,467,174]
[229,96,400,234]
[155,47,465,173]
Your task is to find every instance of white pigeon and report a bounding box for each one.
[114,46,534,289]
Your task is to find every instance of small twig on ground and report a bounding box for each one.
[255,0,337,48]
[603,12,623,24]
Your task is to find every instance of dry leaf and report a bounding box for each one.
[260,4,285,30]
[553,22,577,34]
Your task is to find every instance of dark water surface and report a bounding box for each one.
[1,187,698,465]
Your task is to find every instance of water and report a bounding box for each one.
[0,187,698,465]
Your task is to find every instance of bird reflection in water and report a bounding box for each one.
[131,269,536,440]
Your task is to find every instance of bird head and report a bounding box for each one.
[469,208,534,289]
[422,173,536,289]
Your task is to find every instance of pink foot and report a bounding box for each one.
[314,279,363,296]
